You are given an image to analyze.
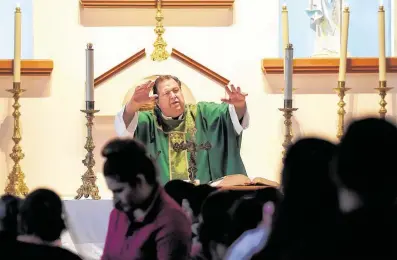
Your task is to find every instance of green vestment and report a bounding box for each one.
[134,102,247,184]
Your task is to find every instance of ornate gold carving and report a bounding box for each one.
[151,0,169,61]
[334,81,350,140]
[375,81,392,119]
[5,82,29,196]
[278,105,298,161]
[75,102,101,200]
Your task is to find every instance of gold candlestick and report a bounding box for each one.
[334,81,350,140]
[279,100,298,161]
[375,81,392,119]
[4,83,29,196]
[75,101,101,200]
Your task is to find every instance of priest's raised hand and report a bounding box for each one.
[221,84,248,120]
[123,81,157,127]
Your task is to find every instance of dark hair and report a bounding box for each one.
[198,190,240,258]
[164,181,217,217]
[0,195,22,239]
[335,117,397,206]
[228,196,264,243]
[164,180,195,205]
[152,75,182,95]
[102,138,157,185]
[257,138,339,258]
[19,189,66,242]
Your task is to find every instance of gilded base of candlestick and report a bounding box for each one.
[4,82,29,197]
[278,107,298,162]
[374,81,392,119]
[75,107,101,200]
[334,81,351,140]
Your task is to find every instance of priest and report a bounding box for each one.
[114,75,249,184]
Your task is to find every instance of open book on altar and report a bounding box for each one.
[208,174,279,188]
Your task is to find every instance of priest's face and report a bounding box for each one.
[156,78,185,118]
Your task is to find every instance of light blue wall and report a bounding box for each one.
[0,0,33,59]
[279,0,392,58]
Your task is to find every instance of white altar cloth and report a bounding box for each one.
[61,198,113,260]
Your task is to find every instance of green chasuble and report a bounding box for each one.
[134,102,247,185]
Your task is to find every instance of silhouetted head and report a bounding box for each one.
[19,189,65,242]
[153,75,185,118]
[228,196,264,243]
[335,117,397,208]
[259,138,338,258]
[102,138,158,212]
[282,138,337,203]
[199,190,240,260]
[0,194,22,240]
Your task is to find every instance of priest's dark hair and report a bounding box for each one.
[19,188,66,242]
[102,138,158,185]
[152,75,182,95]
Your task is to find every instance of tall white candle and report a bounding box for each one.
[86,43,94,102]
[281,4,289,52]
[378,4,386,81]
[338,5,350,82]
[14,5,21,83]
[284,44,293,100]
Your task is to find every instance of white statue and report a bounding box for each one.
[306,0,342,57]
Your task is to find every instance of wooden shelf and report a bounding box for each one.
[262,57,397,74]
[0,60,53,76]
[80,0,234,8]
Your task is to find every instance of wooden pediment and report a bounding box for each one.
[79,0,234,26]
[0,60,53,76]
[94,48,230,88]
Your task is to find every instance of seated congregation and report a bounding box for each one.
[1,116,397,259]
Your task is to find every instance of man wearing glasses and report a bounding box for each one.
[114,75,249,185]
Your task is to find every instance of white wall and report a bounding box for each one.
[0,0,392,197]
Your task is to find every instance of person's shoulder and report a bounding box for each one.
[158,190,190,226]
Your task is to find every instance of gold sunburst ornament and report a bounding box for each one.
[151,0,169,61]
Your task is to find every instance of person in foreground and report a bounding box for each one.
[101,138,192,260]
[114,75,249,184]
[0,190,82,260]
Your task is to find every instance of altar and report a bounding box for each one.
[61,198,113,260]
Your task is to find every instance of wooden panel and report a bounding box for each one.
[0,60,53,76]
[94,49,146,87]
[80,0,234,8]
[171,48,230,86]
[262,57,397,74]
